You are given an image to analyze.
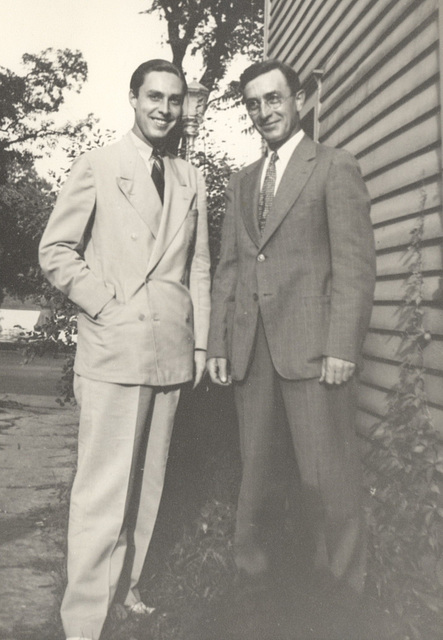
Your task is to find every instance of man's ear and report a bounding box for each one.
[295,89,305,112]
[129,90,137,109]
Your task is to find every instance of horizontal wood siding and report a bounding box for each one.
[266,0,443,435]
[370,305,443,334]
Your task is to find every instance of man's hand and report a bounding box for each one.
[319,356,355,385]
[193,350,207,389]
[207,357,232,386]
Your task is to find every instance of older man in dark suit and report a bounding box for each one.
[207,59,376,597]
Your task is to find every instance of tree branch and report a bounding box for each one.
[2,127,77,150]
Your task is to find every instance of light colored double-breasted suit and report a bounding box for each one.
[40,132,210,385]
[208,134,376,591]
[39,132,210,639]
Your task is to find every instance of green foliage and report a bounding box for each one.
[18,292,78,404]
[47,122,116,189]
[0,48,93,183]
[106,499,237,640]
[143,0,263,92]
[364,204,443,632]
[157,499,236,605]
[0,48,100,304]
[143,0,263,154]
[14,126,114,404]
[0,45,114,383]
[192,149,237,270]
[0,168,55,301]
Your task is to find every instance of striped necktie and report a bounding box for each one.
[258,151,278,234]
[151,148,165,203]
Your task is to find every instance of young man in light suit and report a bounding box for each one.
[39,59,210,640]
[208,59,376,601]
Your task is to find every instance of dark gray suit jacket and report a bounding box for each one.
[208,135,376,381]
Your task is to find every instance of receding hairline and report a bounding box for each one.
[239,59,301,95]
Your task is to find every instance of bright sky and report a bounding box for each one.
[0,0,260,175]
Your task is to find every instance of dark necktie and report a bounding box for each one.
[151,148,165,203]
[258,151,278,234]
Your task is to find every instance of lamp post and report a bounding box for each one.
[182,79,210,161]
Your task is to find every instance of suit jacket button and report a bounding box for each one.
[131,233,138,240]
[138,313,146,321]
[257,253,266,262]
[253,293,259,301]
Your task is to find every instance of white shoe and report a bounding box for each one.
[127,601,155,615]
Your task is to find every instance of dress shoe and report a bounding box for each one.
[126,601,155,616]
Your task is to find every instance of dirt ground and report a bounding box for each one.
[0,393,77,640]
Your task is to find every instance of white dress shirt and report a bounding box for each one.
[130,130,157,171]
[260,130,305,193]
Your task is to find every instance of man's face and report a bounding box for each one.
[129,71,185,146]
[243,69,305,149]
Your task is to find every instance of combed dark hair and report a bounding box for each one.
[239,59,301,95]
[130,59,187,97]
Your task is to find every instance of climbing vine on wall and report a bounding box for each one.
[364,191,443,631]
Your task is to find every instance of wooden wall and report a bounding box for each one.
[266,0,443,436]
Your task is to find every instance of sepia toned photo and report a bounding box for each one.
[1,1,442,639]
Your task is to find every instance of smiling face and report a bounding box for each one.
[129,70,185,146]
[243,69,305,149]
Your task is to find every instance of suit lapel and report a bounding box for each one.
[146,157,194,275]
[260,135,317,247]
[116,133,163,237]
[240,158,264,248]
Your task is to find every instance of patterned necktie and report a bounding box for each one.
[258,151,278,234]
[151,148,165,203]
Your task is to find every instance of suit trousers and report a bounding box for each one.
[61,375,180,640]
[233,316,366,593]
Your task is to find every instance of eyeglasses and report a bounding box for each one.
[244,92,294,116]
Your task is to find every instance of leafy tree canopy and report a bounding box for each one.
[0,48,95,185]
[0,167,54,301]
[143,0,263,92]
[0,48,102,303]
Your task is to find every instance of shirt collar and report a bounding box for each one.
[130,130,155,160]
[268,129,305,164]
